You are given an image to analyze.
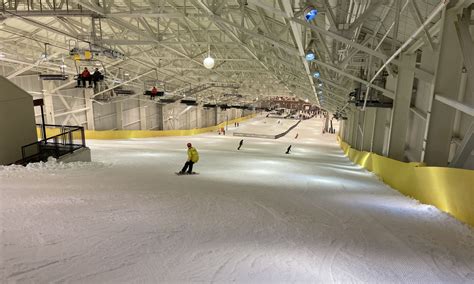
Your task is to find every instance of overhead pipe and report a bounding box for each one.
[362,0,449,111]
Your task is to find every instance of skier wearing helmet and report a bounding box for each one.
[178,143,199,175]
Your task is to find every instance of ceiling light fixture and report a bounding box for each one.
[305,9,318,21]
[203,45,215,69]
[305,51,315,61]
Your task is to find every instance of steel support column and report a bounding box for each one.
[351,109,361,148]
[373,108,390,156]
[116,102,123,130]
[388,54,416,161]
[139,99,147,130]
[424,11,463,166]
[450,122,474,168]
[41,82,56,125]
[84,88,95,130]
[362,108,376,152]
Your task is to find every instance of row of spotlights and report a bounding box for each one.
[305,7,320,97]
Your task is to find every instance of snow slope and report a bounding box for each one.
[1,117,474,283]
[233,117,298,138]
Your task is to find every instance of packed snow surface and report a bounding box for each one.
[233,117,298,137]
[1,117,474,283]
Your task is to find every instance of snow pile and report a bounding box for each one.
[0,158,110,178]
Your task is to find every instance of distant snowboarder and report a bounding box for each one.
[237,139,244,150]
[295,133,299,139]
[177,143,199,175]
[285,145,292,154]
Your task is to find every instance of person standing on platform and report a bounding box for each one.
[178,143,199,175]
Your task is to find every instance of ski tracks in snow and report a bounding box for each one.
[2,117,474,282]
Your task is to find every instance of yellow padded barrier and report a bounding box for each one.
[337,136,474,227]
[37,114,256,140]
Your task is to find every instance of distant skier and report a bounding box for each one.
[237,139,244,150]
[295,133,298,139]
[177,143,199,175]
[286,145,292,154]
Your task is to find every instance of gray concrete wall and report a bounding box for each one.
[7,77,255,133]
[0,76,38,165]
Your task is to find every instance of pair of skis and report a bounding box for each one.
[175,172,199,176]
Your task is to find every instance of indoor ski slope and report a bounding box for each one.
[233,117,298,138]
[1,117,474,283]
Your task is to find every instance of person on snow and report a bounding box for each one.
[237,139,244,150]
[285,145,292,154]
[179,143,199,174]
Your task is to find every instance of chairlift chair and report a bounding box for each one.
[180,99,198,106]
[39,64,69,81]
[160,98,178,104]
[143,79,165,97]
[39,74,69,81]
[143,71,166,96]
[113,86,136,96]
[74,59,106,90]
[74,60,106,78]
[38,44,69,81]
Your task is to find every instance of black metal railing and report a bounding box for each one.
[18,124,86,165]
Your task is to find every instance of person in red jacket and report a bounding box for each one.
[150,86,158,100]
[77,67,92,88]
